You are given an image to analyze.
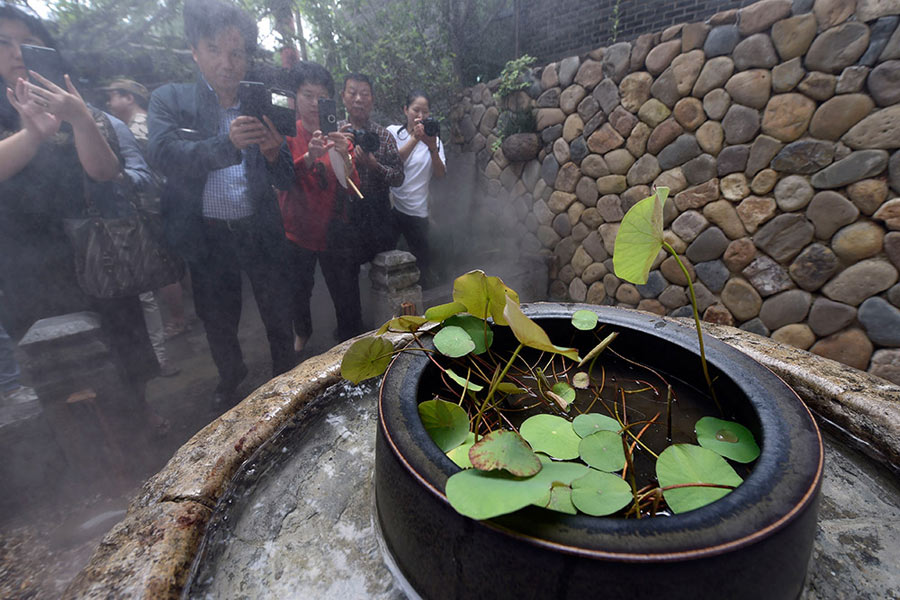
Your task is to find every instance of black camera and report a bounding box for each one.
[422,117,440,137]
[350,129,381,153]
[238,81,297,137]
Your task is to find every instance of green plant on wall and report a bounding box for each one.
[491,54,537,152]
[495,54,536,99]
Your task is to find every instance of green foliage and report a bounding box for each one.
[503,297,579,361]
[656,444,743,514]
[571,309,599,331]
[519,415,582,460]
[341,336,393,384]
[495,54,535,98]
[579,430,626,472]
[695,417,761,464]
[434,325,477,358]
[419,399,470,452]
[613,187,668,285]
[443,315,493,355]
[468,430,541,476]
[571,469,633,516]
[572,413,620,437]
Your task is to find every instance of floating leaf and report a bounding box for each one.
[551,382,576,405]
[424,301,466,322]
[577,331,619,367]
[340,337,394,384]
[613,187,669,285]
[571,469,633,516]
[444,315,493,354]
[445,368,484,392]
[468,430,542,476]
[571,309,599,331]
[657,444,743,514]
[695,416,761,464]
[579,430,626,472]
[520,414,582,459]
[573,413,621,438]
[452,270,520,326]
[447,432,476,468]
[537,482,577,515]
[376,315,428,335]
[445,469,548,520]
[434,325,476,358]
[572,372,591,389]
[418,399,470,452]
[503,297,579,361]
[496,382,527,394]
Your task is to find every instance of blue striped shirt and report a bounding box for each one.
[201,98,253,220]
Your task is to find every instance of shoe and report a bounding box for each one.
[158,362,180,378]
[213,363,248,407]
[1,385,38,406]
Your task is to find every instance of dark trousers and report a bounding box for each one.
[287,242,363,343]
[392,209,431,277]
[190,220,295,389]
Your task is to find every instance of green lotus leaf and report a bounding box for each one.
[340,336,394,384]
[452,270,520,326]
[573,413,621,438]
[571,309,599,331]
[434,325,476,358]
[444,315,493,355]
[445,469,549,520]
[468,429,542,476]
[520,414,582,460]
[445,368,484,392]
[657,444,743,514]
[536,482,577,515]
[695,416,761,464]
[376,315,429,335]
[551,382,576,405]
[424,301,467,322]
[418,399,470,452]
[579,430,626,472]
[613,187,669,285]
[503,297,579,361]
[447,432,476,468]
[571,469,633,516]
[572,372,591,389]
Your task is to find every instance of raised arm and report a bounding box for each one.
[1,78,60,181]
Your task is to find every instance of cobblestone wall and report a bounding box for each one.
[447,0,900,385]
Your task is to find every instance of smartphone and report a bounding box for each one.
[238,81,297,137]
[21,44,67,89]
[318,98,338,134]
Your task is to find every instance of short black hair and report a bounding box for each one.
[343,73,373,96]
[114,89,149,110]
[405,90,430,109]
[287,61,334,97]
[0,3,56,49]
[183,0,257,55]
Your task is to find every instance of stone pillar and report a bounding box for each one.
[369,251,424,327]
[17,312,141,491]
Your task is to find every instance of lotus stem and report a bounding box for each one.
[473,342,524,441]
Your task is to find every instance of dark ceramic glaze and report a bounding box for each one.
[376,303,823,600]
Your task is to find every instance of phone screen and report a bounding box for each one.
[318,98,338,134]
[21,44,66,89]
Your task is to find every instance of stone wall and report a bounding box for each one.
[447,0,900,385]
[519,0,752,63]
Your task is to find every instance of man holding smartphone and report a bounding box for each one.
[277,61,362,351]
[147,0,295,407]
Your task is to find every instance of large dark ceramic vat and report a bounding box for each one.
[376,303,823,600]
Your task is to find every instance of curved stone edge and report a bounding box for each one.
[62,331,412,600]
[699,321,900,467]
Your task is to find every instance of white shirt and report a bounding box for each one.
[387,124,445,218]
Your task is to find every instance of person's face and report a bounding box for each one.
[404,96,429,127]
[342,79,373,122]
[0,18,44,89]
[191,26,248,99]
[106,91,132,121]
[295,82,330,134]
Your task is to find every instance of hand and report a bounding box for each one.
[307,130,334,160]
[354,145,377,168]
[25,72,91,126]
[228,115,270,150]
[258,115,284,163]
[7,77,60,140]
[327,131,350,156]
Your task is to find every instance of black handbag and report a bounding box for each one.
[63,195,185,299]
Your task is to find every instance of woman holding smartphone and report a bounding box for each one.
[387,90,445,286]
[0,4,163,431]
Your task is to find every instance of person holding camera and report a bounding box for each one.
[277,61,362,350]
[147,0,296,407]
[339,74,404,264]
[387,90,445,285]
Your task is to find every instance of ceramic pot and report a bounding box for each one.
[376,303,823,600]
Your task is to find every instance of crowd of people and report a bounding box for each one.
[0,0,447,419]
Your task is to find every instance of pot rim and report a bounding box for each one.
[378,303,824,561]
